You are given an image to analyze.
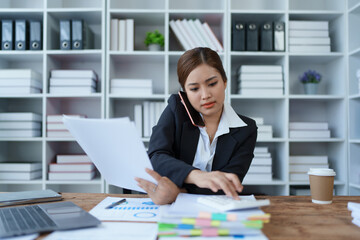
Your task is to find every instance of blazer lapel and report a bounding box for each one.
[180,122,199,165]
[212,128,240,170]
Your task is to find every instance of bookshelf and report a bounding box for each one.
[0,0,355,196]
[348,0,360,195]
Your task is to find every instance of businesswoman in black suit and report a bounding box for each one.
[136,47,257,205]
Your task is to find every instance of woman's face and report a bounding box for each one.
[184,64,227,119]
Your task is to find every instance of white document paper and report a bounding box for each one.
[165,193,264,219]
[43,222,157,240]
[62,116,155,192]
[89,197,160,222]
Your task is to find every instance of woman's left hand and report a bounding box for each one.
[135,168,180,205]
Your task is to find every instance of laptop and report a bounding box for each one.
[0,201,101,238]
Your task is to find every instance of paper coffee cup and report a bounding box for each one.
[308,168,336,204]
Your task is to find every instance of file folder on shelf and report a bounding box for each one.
[274,22,285,51]
[30,20,42,50]
[2,20,14,50]
[71,19,93,50]
[15,19,28,50]
[232,22,245,51]
[246,23,258,51]
[60,20,71,50]
[260,22,273,51]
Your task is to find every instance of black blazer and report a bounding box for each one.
[148,94,257,194]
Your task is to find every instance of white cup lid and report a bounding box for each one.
[308,168,336,176]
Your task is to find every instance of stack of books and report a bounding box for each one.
[134,101,165,138]
[0,162,42,180]
[110,18,134,51]
[289,122,330,139]
[252,117,273,140]
[289,155,329,181]
[237,65,283,96]
[0,112,42,137]
[49,69,98,94]
[244,146,273,182]
[348,202,360,228]
[110,79,152,95]
[48,154,96,180]
[169,19,223,52]
[47,114,86,138]
[0,69,42,94]
[289,20,331,53]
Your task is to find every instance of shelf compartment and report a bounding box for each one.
[168,12,224,52]
[46,97,102,120]
[349,143,360,187]
[241,185,287,195]
[0,141,42,164]
[348,10,360,52]
[289,99,346,139]
[45,182,103,193]
[230,0,285,11]
[230,55,286,95]
[169,0,224,11]
[47,0,102,9]
[46,11,102,50]
[0,0,43,9]
[349,99,360,139]
[109,54,165,95]
[289,55,345,95]
[348,53,360,96]
[231,99,287,139]
[289,13,345,53]
[109,12,165,51]
[0,98,43,121]
[289,142,347,184]
[46,53,103,93]
[0,183,42,192]
[109,0,165,10]
[289,0,345,11]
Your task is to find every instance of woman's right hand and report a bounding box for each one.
[185,170,243,199]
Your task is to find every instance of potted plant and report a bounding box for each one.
[299,70,322,94]
[144,30,164,51]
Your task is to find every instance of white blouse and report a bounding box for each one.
[192,103,247,172]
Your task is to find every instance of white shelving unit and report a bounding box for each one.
[0,0,354,196]
[348,0,360,195]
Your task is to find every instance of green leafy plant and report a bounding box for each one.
[144,30,164,47]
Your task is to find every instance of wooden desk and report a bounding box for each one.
[58,193,360,240]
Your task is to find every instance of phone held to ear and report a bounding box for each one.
[178,91,205,127]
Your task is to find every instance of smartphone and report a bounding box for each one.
[178,91,205,127]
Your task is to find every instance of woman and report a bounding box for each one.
[136,47,257,205]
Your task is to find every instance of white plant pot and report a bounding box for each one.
[303,83,319,95]
[148,44,161,51]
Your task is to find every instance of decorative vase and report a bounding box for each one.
[303,83,319,95]
[148,44,161,51]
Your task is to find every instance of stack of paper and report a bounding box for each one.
[348,202,360,228]
[0,69,42,94]
[110,18,134,51]
[0,112,42,137]
[289,122,331,139]
[289,20,331,53]
[157,193,269,239]
[48,154,96,181]
[110,79,152,95]
[47,114,86,138]
[289,155,329,181]
[244,146,273,182]
[0,162,42,180]
[251,117,273,140]
[139,101,166,138]
[237,65,283,96]
[169,19,223,52]
[49,70,98,94]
